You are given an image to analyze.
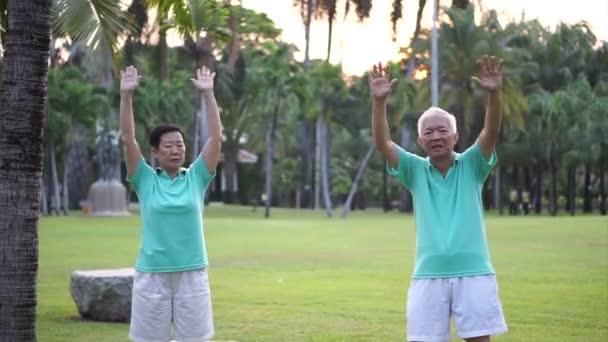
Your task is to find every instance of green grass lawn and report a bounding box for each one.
[37,206,608,341]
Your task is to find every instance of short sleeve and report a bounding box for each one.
[387,146,424,189]
[126,157,155,193]
[188,155,215,191]
[460,142,497,183]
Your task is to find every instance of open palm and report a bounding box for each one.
[368,62,398,100]
[472,55,503,92]
[191,67,215,92]
[120,66,141,93]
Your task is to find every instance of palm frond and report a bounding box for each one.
[53,0,134,70]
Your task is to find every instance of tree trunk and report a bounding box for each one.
[158,28,168,82]
[298,122,312,209]
[341,145,374,218]
[583,163,592,212]
[600,164,606,215]
[535,161,543,214]
[550,159,558,216]
[62,153,69,215]
[494,166,502,214]
[0,0,51,339]
[40,178,48,216]
[67,124,90,209]
[320,114,333,217]
[399,125,413,212]
[326,14,333,62]
[314,115,322,209]
[223,144,239,204]
[300,0,313,208]
[304,0,313,69]
[567,166,575,216]
[383,165,390,211]
[50,141,61,216]
[264,105,279,218]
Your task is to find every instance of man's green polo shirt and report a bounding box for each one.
[388,143,497,278]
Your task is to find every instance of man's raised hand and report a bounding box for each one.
[471,55,503,92]
[368,62,398,101]
[120,65,142,94]
[191,66,215,93]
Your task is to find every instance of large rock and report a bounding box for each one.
[70,268,134,322]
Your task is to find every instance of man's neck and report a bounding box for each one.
[430,154,454,177]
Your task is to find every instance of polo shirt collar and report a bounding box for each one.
[155,167,187,177]
[426,152,461,171]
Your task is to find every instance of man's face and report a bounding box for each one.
[152,131,186,171]
[417,115,459,159]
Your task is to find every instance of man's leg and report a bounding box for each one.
[452,275,507,341]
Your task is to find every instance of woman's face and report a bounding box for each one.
[152,131,186,171]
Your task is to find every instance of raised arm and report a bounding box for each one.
[120,66,143,177]
[369,63,400,169]
[192,67,221,173]
[472,55,503,159]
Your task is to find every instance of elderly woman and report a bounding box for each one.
[119,65,221,342]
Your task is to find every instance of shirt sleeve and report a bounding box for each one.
[460,142,497,183]
[126,157,155,194]
[386,146,424,189]
[188,155,216,192]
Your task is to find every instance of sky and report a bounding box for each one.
[235,0,608,75]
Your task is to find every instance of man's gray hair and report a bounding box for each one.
[417,107,457,136]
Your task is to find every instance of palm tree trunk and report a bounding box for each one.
[600,164,606,215]
[40,178,49,216]
[399,125,413,212]
[223,144,239,204]
[50,141,61,216]
[535,161,543,214]
[62,153,69,215]
[494,166,502,214]
[341,145,374,218]
[567,166,575,216]
[320,114,332,217]
[298,122,312,209]
[299,0,314,208]
[67,124,90,209]
[383,166,390,211]
[583,163,592,212]
[0,0,51,339]
[264,105,280,218]
[550,159,558,216]
[315,115,322,209]
[326,15,333,62]
[304,0,313,69]
[158,28,168,82]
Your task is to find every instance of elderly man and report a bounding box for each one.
[369,56,508,342]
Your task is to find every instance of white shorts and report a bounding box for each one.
[129,269,214,342]
[407,274,507,342]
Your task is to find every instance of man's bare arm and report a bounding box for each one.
[472,55,503,158]
[372,98,399,168]
[369,63,399,169]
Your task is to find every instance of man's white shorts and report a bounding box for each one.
[407,274,507,342]
[129,269,214,342]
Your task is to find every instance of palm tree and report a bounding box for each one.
[0,1,52,340]
[247,42,308,217]
[44,66,110,214]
